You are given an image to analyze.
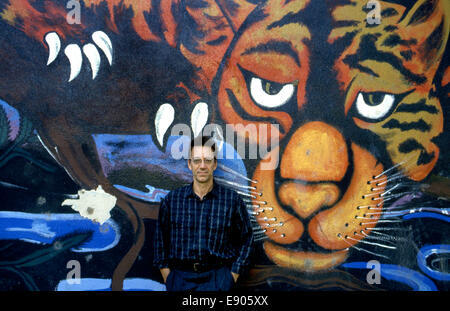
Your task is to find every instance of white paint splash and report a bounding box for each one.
[62,185,116,225]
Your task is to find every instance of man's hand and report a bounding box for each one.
[160,268,171,283]
[231,272,239,283]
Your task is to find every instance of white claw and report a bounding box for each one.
[191,102,208,138]
[44,32,61,65]
[92,31,113,66]
[211,124,224,153]
[64,44,82,82]
[155,103,175,147]
[82,43,101,79]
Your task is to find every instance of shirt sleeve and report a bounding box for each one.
[153,196,170,269]
[231,194,254,274]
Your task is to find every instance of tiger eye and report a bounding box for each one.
[263,80,283,95]
[363,93,384,106]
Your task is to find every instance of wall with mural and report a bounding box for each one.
[0,0,448,291]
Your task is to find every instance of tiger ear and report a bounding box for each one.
[399,0,450,68]
[177,0,257,92]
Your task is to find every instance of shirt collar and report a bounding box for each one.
[186,179,219,199]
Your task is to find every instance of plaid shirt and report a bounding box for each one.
[153,181,254,274]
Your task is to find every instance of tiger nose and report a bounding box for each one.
[280,121,349,182]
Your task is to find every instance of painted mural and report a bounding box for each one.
[0,0,449,291]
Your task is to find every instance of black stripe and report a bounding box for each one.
[334,20,360,27]
[225,88,284,134]
[382,34,417,47]
[417,150,435,165]
[398,138,435,165]
[351,64,379,77]
[241,40,301,66]
[267,11,301,30]
[342,34,427,84]
[424,20,444,55]
[185,0,209,9]
[396,99,439,114]
[381,8,398,18]
[206,35,228,46]
[407,0,437,26]
[382,118,431,132]
[398,138,423,153]
[400,50,414,61]
[384,25,397,32]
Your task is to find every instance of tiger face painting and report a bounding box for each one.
[0,0,448,290]
[214,0,449,272]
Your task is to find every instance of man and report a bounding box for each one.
[153,135,254,291]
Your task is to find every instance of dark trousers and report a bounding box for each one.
[165,266,235,291]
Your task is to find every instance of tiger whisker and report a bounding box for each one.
[380,213,408,219]
[236,190,257,198]
[365,210,405,216]
[372,155,415,180]
[253,229,267,235]
[355,232,397,245]
[346,236,397,250]
[363,191,384,198]
[380,183,414,196]
[217,163,257,184]
[243,198,267,205]
[363,183,407,199]
[384,207,450,216]
[357,204,382,209]
[257,217,277,222]
[372,191,416,202]
[361,229,398,240]
[361,207,383,210]
[369,231,408,243]
[246,204,260,208]
[385,204,448,212]
[264,222,284,228]
[365,212,384,215]
[369,227,410,232]
[372,172,405,186]
[215,177,257,191]
[377,219,403,223]
[360,219,403,225]
[370,231,397,239]
[373,163,405,180]
[338,235,390,259]
[257,207,274,212]
[254,235,269,242]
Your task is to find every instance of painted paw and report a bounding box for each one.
[61,185,117,225]
[44,30,113,82]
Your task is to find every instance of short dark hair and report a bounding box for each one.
[189,135,217,159]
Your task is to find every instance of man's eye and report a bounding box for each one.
[249,76,295,108]
[192,159,214,165]
[354,92,396,121]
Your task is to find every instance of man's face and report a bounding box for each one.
[188,146,217,184]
